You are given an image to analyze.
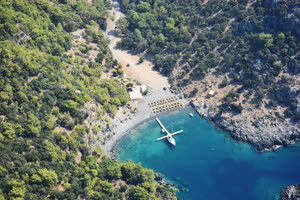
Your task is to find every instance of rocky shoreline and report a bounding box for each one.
[94,98,300,156]
[192,101,300,152]
[280,184,300,200]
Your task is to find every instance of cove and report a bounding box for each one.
[115,108,300,200]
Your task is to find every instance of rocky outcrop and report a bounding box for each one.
[280,184,300,200]
[154,172,175,188]
[251,59,263,72]
[80,101,135,157]
[268,0,281,8]
[275,86,300,114]
[264,1,300,35]
[155,172,164,182]
[288,57,299,75]
[235,19,254,35]
[193,101,217,119]
[192,101,300,151]
[280,7,300,35]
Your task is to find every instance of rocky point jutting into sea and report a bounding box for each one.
[192,100,300,152]
[280,184,300,200]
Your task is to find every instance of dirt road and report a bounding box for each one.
[105,0,169,90]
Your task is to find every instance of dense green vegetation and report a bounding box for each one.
[117,0,299,118]
[0,0,176,199]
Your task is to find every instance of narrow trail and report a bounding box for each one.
[105,0,169,90]
[175,28,203,67]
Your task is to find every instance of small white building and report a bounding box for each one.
[129,87,143,100]
[208,90,215,96]
[129,85,147,100]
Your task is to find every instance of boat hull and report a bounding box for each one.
[167,136,176,146]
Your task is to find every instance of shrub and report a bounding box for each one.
[230,103,243,113]
[294,112,300,121]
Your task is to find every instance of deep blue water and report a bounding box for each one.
[115,108,300,200]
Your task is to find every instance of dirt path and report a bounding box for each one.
[105,0,169,90]
[245,0,256,11]
[223,18,235,34]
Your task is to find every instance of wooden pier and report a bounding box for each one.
[146,95,184,145]
[155,116,183,142]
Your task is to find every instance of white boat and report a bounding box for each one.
[156,117,182,146]
[167,135,176,146]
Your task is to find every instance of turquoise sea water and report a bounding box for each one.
[115,108,300,200]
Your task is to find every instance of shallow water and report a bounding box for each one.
[115,108,300,200]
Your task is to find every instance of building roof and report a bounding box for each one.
[209,90,215,95]
[129,87,143,100]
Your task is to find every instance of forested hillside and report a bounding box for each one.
[117,0,299,120]
[0,0,176,199]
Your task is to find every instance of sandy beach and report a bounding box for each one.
[105,0,169,90]
[100,87,180,157]
[99,0,183,157]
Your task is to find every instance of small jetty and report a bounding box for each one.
[155,116,183,146]
[147,95,185,145]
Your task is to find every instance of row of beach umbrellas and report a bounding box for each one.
[148,96,179,107]
[151,102,181,113]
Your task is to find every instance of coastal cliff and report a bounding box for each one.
[192,101,300,151]
[281,184,300,200]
